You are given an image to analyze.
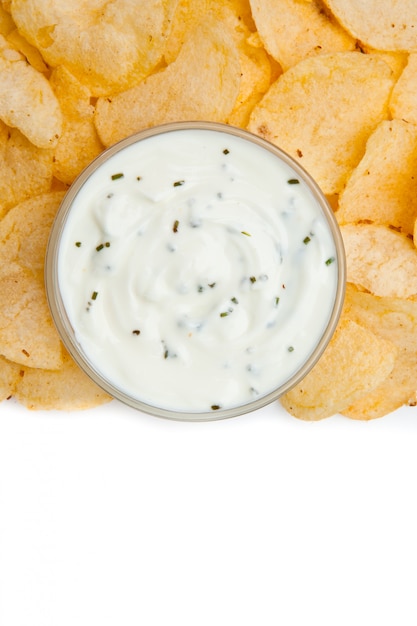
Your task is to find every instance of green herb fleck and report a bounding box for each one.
[223,148,230,155]
[208,282,216,288]
[288,346,294,352]
[250,276,257,283]
[136,176,142,181]
[211,405,221,411]
[164,349,169,359]
[303,236,311,245]
[231,297,238,304]
[111,173,124,180]
[220,311,229,317]
[173,180,185,187]
[198,285,204,293]
[105,241,110,247]
[132,330,141,336]
[91,291,98,301]
[325,257,335,266]
[173,219,179,233]
[287,178,300,185]
[275,297,280,307]
[75,241,82,247]
[241,231,251,237]
[96,244,104,251]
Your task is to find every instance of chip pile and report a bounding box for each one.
[1,0,417,419]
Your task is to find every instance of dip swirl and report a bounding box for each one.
[49,123,344,417]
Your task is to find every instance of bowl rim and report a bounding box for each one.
[45,120,346,421]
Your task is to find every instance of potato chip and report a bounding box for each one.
[247,52,395,194]
[0,3,14,35]
[15,349,112,410]
[390,53,417,126]
[342,285,417,420]
[0,34,62,148]
[163,0,271,128]
[0,354,21,401]
[95,18,241,147]
[337,120,417,235]
[280,316,397,421]
[0,192,64,368]
[322,0,417,51]
[49,66,104,185]
[0,121,54,220]
[249,0,356,71]
[6,28,48,72]
[341,223,417,299]
[0,268,63,369]
[10,0,178,96]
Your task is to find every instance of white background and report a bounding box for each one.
[0,399,416,626]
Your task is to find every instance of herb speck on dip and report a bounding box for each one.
[46,122,345,420]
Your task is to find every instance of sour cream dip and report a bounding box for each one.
[46,122,345,420]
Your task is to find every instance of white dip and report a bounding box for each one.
[57,127,340,413]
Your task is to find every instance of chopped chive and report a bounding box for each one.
[250,276,257,283]
[75,241,82,247]
[223,148,230,155]
[275,297,280,307]
[91,291,98,300]
[211,405,221,410]
[231,297,238,304]
[303,236,311,245]
[288,346,294,352]
[241,231,251,237]
[111,173,124,180]
[220,311,229,317]
[96,243,104,251]
[136,176,142,181]
[132,330,141,336]
[173,180,185,187]
[325,257,335,265]
[287,178,300,185]
[164,349,169,359]
[105,241,110,247]
[173,219,179,233]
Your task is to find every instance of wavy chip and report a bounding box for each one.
[0,121,54,220]
[342,286,417,420]
[337,120,417,235]
[341,224,417,299]
[280,316,397,421]
[50,66,103,185]
[0,354,21,401]
[10,0,178,96]
[247,52,395,194]
[0,192,64,368]
[0,34,62,148]
[249,0,356,71]
[322,0,417,51]
[15,349,112,410]
[390,53,417,126]
[95,18,241,147]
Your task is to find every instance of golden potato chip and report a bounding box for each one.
[6,28,48,72]
[341,224,417,299]
[0,268,63,369]
[0,191,64,274]
[337,119,417,235]
[15,349,112,410]
[49,66,104,184]
[249,0,356,71]
[0,192,64,368]
[0,121,54,220]
[0,354,21,400]
[390,53,417,126]
[0,34,62,148]
[280,316,397,421]
[322,0,417,51]
[10,0,178,96]
[247,52,395,194]
[95,18,241,147]
[342,285,417,420]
